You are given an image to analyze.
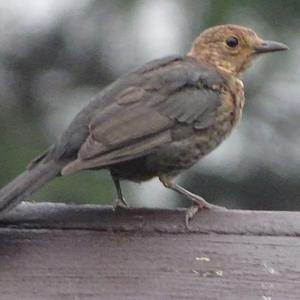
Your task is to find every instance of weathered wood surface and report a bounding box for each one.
[0,203,300,300]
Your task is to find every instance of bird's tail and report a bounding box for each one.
[0,159,64,215]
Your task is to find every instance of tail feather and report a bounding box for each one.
[0,160,63,215]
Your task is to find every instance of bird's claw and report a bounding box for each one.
[113,197,129,211]
[185,203,227,230]
[185,204,200,230]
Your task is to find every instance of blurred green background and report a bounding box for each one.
[0,0,299,210]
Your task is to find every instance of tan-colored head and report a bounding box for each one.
[188,24,288,76]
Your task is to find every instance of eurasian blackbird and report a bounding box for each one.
[0,24,288,226]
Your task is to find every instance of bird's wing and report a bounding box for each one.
[62,56,224,175]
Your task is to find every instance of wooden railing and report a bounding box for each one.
[1,203,300,300]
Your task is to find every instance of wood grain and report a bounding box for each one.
[0,203,300,300]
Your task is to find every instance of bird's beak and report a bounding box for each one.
[255,40,289,54]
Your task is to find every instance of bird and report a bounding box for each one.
[0,24,288,227]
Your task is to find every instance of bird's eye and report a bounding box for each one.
[226,36,239,48]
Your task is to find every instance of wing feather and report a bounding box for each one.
[62,131,171,175]
[62,56,224,175]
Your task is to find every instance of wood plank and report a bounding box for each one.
[1,202,300,235]
[0,203,300,300]
[1,230,300,300]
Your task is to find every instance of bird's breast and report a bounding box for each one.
[194,76,245,156]
[216,76,245,134]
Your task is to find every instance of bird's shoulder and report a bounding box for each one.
[133,55,226,90]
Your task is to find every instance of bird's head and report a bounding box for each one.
[188,24,288,77]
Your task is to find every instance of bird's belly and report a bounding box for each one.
[111,122,234,182]
[150,124,234,173]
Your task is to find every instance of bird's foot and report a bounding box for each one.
[113,197,129,210]
[158,175,226,229]
[185,196,226,230]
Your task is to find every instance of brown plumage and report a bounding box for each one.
[0,25,288,226]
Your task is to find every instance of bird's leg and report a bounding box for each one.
[110,172,129,209]
[159,175,214,207]
[159,175,226,229]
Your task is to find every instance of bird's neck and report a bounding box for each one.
[187,48,242,78]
